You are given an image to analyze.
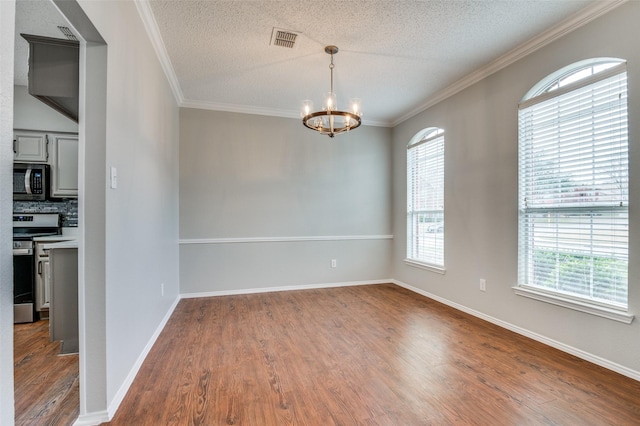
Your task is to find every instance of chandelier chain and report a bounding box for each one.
[329,53,334,97]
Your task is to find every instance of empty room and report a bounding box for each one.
[2,1,640,425]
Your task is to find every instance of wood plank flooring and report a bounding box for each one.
[14,319,79,426]
[106,284,640,425]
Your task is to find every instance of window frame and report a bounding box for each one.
[515,59,633,323]
[405,127,445,273]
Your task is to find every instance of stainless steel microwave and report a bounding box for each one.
[13,163,49,201]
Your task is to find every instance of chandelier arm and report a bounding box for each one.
[302,111,362,136]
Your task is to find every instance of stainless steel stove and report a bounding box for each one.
[13,213,61,323]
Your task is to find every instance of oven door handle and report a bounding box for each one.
[13,248,33,256]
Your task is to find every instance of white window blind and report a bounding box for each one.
[518,63,628,308]
[407,129,445,267]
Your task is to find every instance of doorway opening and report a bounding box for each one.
[11,0,107,424]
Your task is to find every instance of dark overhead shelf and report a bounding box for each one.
[21,34,79,123]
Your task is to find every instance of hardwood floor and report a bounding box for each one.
[14,319,79,426]
[106,284,640,425]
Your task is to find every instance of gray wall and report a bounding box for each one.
[392,1,640,376]
[179,109,392,294]
[0,2,16,423]
[72,0,180,419]
[13,85,78,132]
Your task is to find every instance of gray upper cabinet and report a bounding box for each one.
[49,134,79,198]
[13,131,49,162]
[13,130,79,198]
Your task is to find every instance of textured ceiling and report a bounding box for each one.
[14,0,619,126]
[147,0,602,125]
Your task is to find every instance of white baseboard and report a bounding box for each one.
[72,410,109,426]
[94,295,180,423]
[392,279,640,382]
[180,279,391,299]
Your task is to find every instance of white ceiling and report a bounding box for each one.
[15,0,622,127]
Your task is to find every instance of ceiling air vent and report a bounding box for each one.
[57,26,78,41]
[270,28,300,49]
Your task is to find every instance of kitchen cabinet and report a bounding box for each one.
[40,260,51,313]
[34,239,63,317]
[13,131,48,162]
[36,249,51,314]
[49,134,79,198]
[13,130,79,198]
[48,245,78,354]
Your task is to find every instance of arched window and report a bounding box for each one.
[407,127,445,270]
[517,58,629,318]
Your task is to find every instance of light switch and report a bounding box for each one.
[110,166,118,189]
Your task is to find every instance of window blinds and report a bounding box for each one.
[407,133,445,266]
[518,68,628,307]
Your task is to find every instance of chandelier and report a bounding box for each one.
[301,46,362,138]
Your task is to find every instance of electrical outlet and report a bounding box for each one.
[479,279,486,292]
[161,283,164,297]
[331,259,337,268]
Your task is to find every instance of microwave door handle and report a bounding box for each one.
[24,168,32,195]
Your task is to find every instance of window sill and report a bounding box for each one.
[404,259,445,275]
[513,285,634,324]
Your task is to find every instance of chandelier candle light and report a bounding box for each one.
[301,45,362,138]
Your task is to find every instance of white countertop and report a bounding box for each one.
[33,235,76,242]
[36,227,79,248]
[43,240,78,249]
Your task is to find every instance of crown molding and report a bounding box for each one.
[134,0,184,104]
[360,117,391,128]
[391,0,628,127]
[180,99,391,127]
[180,99,300,120]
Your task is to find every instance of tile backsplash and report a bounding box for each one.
[14,199,78,227]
